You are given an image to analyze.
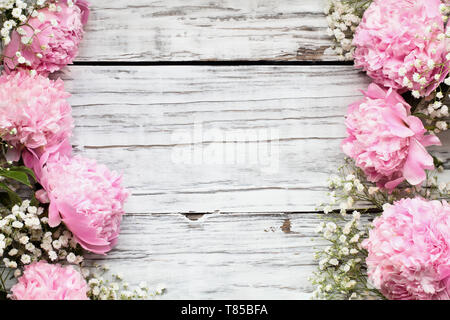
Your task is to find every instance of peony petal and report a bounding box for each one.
[405,115,426,135]
[385,177,405,190]
[57,202,110,247]
[403,138,434,186]
[73,235,111,255]
[382,105,414,138]
[5,147,21,162]
[48,199,62,228]
[35,189,50,204]
[364,83,388,99]
[76,0,91,25]
[420,134,441,147]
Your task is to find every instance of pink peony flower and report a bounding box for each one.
[0,71,73,167]
[342,83,441,190]
[353,0,449,96]
[362,198,450,300]
[11,261,89,300]
[3,0,90,75]
[35,155,129,254]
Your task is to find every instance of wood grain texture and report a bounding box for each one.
[87,212,344,299]
[77,0,337,62]
[5,0,449,301]
[55,65,450,214]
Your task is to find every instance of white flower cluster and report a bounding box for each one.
[311,211,381,300]
[321,159,391,213]
[325,173,366,215]
[405,57,450,101]
[86,265,166,300]
[420,82,449,134]
[0,0,47,46]
[312,158,449,299]
[320,158,450,216]
[422,170,450,200]
[0,200,83,286]
[324,0,368,61]
[396,2,449,99]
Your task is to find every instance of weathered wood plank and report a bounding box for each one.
[88,212,328,299]
[56,65,450,214]
[77,0,336,62]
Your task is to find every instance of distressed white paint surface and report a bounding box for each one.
[58,65,450,215]
[77,0,337,62]
[88,212,333,299]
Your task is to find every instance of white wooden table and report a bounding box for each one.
[61,0,450,299]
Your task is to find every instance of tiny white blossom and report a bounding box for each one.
[356,183,364,192]
[398,67,407,76]
[326,222,337,232]
[48,250,57,261]
[92,286,100,296]
[344,183,353,192]
[329,258,339,266]
[19,235,29,244]
[52,240,61,250]
[436,121,448,131]
[350,234,360,243]
[343,222,352,235]
[20,254,31,264]
[37,12,45,22]
[66,252,76,263]
[11,7,21,17]
[12,221,24,229]
[341,247,349,256]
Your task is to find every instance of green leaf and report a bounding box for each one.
[0,170,31,187]
[10,166,36,182]
[412,112,429,120]
[433,156,444,168]
[0,182,21,205]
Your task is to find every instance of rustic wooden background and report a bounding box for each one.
[59,0,450,299]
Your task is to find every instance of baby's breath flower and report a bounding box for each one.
[0,200,83,294]
[85,265,166,300]
[20,254,31,264]
[324,0,369,60]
